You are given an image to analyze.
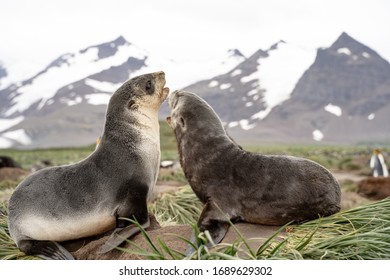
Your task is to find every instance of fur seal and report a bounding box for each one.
[166,90,341,245]
[8,71,169,259]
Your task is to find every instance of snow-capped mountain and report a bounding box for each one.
[228,32,390,144]
[0,36,245,148]
[1,32,389,148]
[182,40,316,131]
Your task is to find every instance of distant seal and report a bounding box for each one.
[8,71,170,259]
[167,90,341,245]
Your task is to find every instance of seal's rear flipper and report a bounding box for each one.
[18,240,75,260]
[99,218,150,254]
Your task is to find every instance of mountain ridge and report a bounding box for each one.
[0,32,389,148]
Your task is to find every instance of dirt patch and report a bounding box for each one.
[71,219,285,260]
[358,177,390,200]
[333,171,367,183]
[0,168,29,182]
[340,190,370,210]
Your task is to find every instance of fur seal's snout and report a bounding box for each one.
[155,71,170,99]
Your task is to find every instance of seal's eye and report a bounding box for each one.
[145,80,152,91]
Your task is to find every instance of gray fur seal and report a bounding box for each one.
[8,71,169,259]
[166,90,341,245]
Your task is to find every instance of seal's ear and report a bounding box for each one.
[180,117,185,127]
[127,99,137,110]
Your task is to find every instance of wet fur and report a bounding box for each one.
[8,72,169,259]
[167,90,341,244]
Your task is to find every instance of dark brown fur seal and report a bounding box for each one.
[8,72,169,259]
[167,90,341,245]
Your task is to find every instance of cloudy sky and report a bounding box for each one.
[1,0,389,79]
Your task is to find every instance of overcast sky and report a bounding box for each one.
[1,0,389,77]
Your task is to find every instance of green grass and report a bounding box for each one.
[149,186,202,225]
[0,146,95,170]
[0,121,178,171]
[245,144,389,172]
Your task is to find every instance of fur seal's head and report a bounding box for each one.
[166,90,226,141]
[107,71,169,119]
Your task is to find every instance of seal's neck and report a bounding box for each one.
[178,130,238,170]
[100,106,160,154]
[134,106,160,143]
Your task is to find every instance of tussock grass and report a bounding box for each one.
[137,187,390,260]
[0,202,39,260]
[149,186,202,225]
[275,198,390,260]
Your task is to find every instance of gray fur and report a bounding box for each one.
[167,90,341,244]
[8,71,169,259]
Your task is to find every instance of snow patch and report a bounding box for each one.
[239,119,256,130]
[230,69,242,77]
[251,107,272,120]
[0,116,25,133]
[247,89,258,96]
[362,52,371,58]
[324,103,342,117]
[240,42,315,119]
[257,43,316,109]
[368,113,375,120]
[1,129,32,145]
[0,137,12,148]
[219,83,231,90]
[5,43,146,116]
[337,48,352,55]
[312,130,324,141]
[245,102,253,107]
[228,121,239,128]
[208,80,219,87]
[85,93,111,105]
[85,79,121,93]
[240,72,258,83]
[66,96,83,106]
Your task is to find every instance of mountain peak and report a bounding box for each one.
[113,35,128,46]
[269,40,286,51]
[227,48,245,58]
[80,36,130,59]
[330,32,377,58]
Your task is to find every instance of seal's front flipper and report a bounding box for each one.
[198,201,231,245]
[18,240,75,260]
[99,218,150,254]
[185,201,231,257]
